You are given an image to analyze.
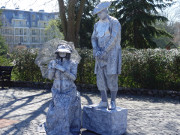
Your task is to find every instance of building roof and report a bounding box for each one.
[1,8,58,27]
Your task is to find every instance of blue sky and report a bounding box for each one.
[0,0,179,22]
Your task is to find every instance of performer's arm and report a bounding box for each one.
[47,60,56,80]
[91,24,99,57]
[55,62,77,81]
[63,62,77,81]
[103,21,121,54]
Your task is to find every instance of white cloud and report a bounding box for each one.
[0,0,58,12]
[0,0,179,22]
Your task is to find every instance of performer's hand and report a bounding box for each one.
[95,51,102,57]
[51,60,56,69]
[55,64,65,72]
[99,51,107,59]
[93,49,97,57]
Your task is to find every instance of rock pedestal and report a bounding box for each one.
[45,91,81,135]
[82,105,128,135]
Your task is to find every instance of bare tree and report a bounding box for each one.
[58,0,86,47]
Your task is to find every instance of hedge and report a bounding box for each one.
[7,48,180,91]
[76,48,180,91]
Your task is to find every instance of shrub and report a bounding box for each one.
[0,55,12,66]
[10,48,180,91]
[76,48,96,84]
[119,49,180,90]
[11,48,47,82]
[0,34,8,56]
[76,48,180,91]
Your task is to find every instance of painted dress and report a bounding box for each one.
[45,59,81,135]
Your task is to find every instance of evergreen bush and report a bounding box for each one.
[6,48,180,91]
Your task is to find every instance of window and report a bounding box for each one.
[6,37,8,42]
[15,29,20,35]
[9,29,12,34]
[13,20,16,26]
[14,20,18,26]
[5,29,8,34]
[32,15,36,20]
[24,37,27,42]
[15,37,20,43]
[20,29,23,35]
[32,37,35,42]
[9,37,13,43]
[32,29,36,35]
[32,22,36,27]
[41,30,44,35]
[19,14,23,18]
[20,37,23,42]
[1,29,4,34]
[24,29,27,35]
[44,16,47,20]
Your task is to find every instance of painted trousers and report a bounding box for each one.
[96,65,118,91]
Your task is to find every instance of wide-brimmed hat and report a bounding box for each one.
[93,1,111,15]
[55,44,72,53]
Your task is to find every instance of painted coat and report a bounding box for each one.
[91,15,122,75]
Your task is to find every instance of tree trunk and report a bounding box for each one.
[66,0,77,43]
[58,0,67,39]
[57,0,86,47]
[75,0,86,46]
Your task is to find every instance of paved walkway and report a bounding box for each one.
[0,88,179,135]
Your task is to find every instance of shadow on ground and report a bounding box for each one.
[84,90,180,104]
[0,88,51,135]
[0,88,179,135]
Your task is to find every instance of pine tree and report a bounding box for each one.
[79,0,100,48]
[111,0,173,49]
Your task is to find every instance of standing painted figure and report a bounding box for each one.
[92,2,122,110]
[45,44,81,135]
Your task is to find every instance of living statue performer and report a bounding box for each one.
[91,2,122,110]
[35,39,81,135]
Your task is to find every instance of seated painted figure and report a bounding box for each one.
[45,44,81,135]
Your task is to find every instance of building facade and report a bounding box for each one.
[0,7,58,48]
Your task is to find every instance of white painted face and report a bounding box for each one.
[59,52,66,57]
[97,9,108,20]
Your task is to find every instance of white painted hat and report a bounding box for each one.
[55,44,72,53]
[93,1,112,15]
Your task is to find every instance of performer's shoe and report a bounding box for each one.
[97,101,108,108]
[110,101,116,110]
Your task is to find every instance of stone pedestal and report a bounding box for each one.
[82,105,128,135]
[45,91,81,135]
